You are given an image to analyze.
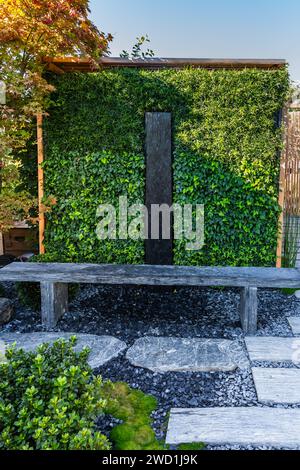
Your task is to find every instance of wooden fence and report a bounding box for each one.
[278,105,300,267]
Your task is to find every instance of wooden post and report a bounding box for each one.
[37,113,45,255]
[0,232,4,256]
[240,287,258,335]
[40,282,68,328]
[145,112,173,265]
[276,107,288,268]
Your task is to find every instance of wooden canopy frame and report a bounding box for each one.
[38,56,287,263]
[43,56,286,74]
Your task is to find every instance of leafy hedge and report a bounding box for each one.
[43,67,289,266]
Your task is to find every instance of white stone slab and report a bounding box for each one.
[126,337,249,372]
[0,332,126,369]
[245,336,300,363]
[166,407,300,448]
[252,367,300,404]
[288,317,300,335]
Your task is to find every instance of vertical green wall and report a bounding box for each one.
[42,67,289,266]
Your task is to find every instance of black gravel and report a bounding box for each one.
[95,355,257,443]
[2,283,299,340]
[1,282,300,450]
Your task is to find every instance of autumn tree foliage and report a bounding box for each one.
[0,0,112,231]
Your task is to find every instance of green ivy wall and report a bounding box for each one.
[42,67,289,266]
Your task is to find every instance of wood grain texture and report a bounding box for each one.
[276,107,288,268]
[245,336,300,362]
[43,57,287,73]
[240,287,258,335]
[166,407,300,448]
[40,282,68,328]
[252,367,300,404]
[145,112,172,265]
[1,263,300,287]
[37,114,45,255]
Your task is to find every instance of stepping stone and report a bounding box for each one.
[126,337,249,373]
[288,317,300,335]
[245,336,300,363]
[0,332,126,369]
[252,367,300,404]
[166,407,300,448]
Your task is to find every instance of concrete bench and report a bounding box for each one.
[1,262,300,334]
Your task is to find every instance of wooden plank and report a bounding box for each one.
[46,62,65,75]
[0,232,3,256]
[276,107,288,268]
[240,287,257,335]
[1,263,300,288]
[252,367,300,404]
[145,112,172,265]
[43,57,287,73]
[166,407,300,448]
[37,114,45,255]
[40,282,68,328]
[245,337,300,362]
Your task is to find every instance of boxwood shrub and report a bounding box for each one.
[41,67,289,266]
[0,337,110,450]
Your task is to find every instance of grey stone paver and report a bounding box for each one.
[288,317,300,335]
[126,336,249,372]
[0,332,127,369]
[245,336,300,363]
[166,407,300,448]
[252,367,300,404]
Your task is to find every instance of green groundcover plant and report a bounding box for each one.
[103,381,164,450]
[24,67,289,267]
[0,337,110,450]
[0,337,204,450]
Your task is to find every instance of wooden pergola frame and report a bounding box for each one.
[37,113,45,254]
[43,56,286,73]
[37,56,287,263]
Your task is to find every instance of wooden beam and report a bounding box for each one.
[240,286,258,335]
[0,232,4,256]
[41,282,68,328]
[276,107,288,268]
[46,63,65,75]
[37,114,45,255]
[145,113,173,265]
[43,56,287,73]
[1,263,300,289]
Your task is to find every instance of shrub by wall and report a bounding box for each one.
[43,67,289,266]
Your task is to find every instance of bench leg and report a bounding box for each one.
[41,282,68,329]
[240,287,257,335]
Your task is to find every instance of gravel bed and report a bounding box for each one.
[95,355,257,442]
[1,283,299,340]
[1,282,300,450]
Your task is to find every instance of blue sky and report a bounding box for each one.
[89,0,299,80]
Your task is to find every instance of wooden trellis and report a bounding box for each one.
[277,104,300,267]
